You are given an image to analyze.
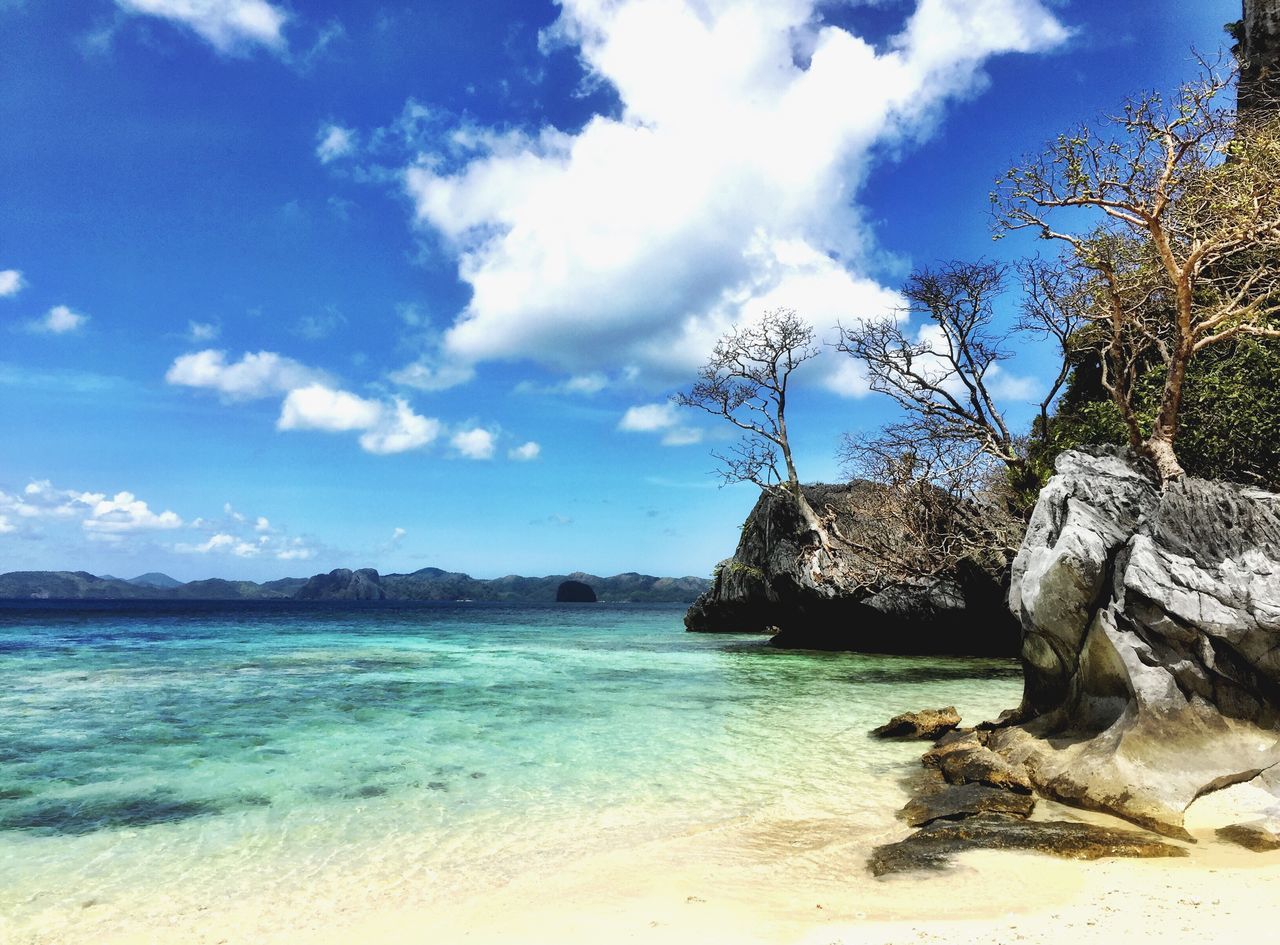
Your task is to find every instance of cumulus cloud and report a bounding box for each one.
[402,0,1066,390]
[0,269,23,298]
[31,305,88,334]
[166,349,326,401]
[0,515,14,534]
[82,491,184,535]
[316,123,356,163]
[508,441,541,461]
[618,402,703,446]
[114,0,289,55]
[277,383,443,455]
[451,427,496,460]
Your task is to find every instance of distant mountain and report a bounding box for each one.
[128,572,184,589]
[0,568,709,603]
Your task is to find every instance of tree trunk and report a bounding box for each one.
[1144,350,1189,486]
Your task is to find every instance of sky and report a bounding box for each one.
[0,0,1242,581]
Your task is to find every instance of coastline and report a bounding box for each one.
[48,780,1280,945]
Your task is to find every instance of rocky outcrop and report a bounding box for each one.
[684,483,1020,656]
[555,580,597,603]
[987,447,1280,839]
[870,706,961,741]
[294,568,386,601]
[1238,0,1280,118]
[869,814,1188,876]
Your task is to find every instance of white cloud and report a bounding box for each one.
[451,427,496,460]
[278,383,382,432]
[508,441,541,461]
[176,532,236,554]
[114,0,289,55]
[0,269,23,298]
[0,515,15,534]
[254,516,271,532]
[82,491,183,534]
[316,123,356,163]
[188,320,220,341]
[278,383,442,455]
[359,398,443,455]
[403,0,1065,387]
[388,356,475,392]
[619,402,681,433]
[166,349,326,401]
[618,402,703,447]
[32,305,88,334]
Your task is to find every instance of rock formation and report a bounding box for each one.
[1238,0,1280,118]
[555,579,597,603]
[295,568,387,601]
[987,448,1280,838]
[684,483,1020,656]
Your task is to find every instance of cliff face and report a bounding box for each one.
[294,568,387,601]
[989,448,1280,837]
[1240,0,1280,117]
[684,483,1020,656]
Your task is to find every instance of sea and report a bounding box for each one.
[0,600,1022,943]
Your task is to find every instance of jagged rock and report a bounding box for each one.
[868,814,1188,876]
[1216,818,1280,852]
[684,484,1020,656]
[932,744,1033,794]
[295,568,386,601]
[988,447,1280,839]
[555,580,597,603]
[871,706,961,741]
[921,730,983,765]
[900,781,1036,828]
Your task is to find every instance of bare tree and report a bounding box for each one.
[995,64,1280,484]
[834,259,1061,501]
[674,307,826,543]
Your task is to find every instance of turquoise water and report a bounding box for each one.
[0,601,1021,942]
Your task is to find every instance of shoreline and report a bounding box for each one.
[37,780,1280,945]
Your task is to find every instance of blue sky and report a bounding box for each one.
[0,0,1240,581]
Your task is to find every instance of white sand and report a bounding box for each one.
[74,785,1280,945]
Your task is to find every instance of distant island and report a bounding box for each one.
[0,567,711,604]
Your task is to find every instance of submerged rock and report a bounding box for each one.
[989,447,1280,839]
[868,814,1188,876]
[555,580,597,603]
[684,483,1020,656]
[871,706,962,741]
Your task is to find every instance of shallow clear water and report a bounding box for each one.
[0,600,1021,942]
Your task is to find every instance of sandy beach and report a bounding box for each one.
[59,780,1275,945]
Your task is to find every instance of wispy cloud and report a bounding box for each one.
[114,0,289,56]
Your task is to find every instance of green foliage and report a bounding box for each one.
[1041,338,1280,490]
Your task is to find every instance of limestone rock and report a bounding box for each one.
[993,447,1280,838]
[870,707,961,741]
[294,568,386,601]
[555,580,597,603]
[868,815,1188,876]
[684,483,1020,656]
